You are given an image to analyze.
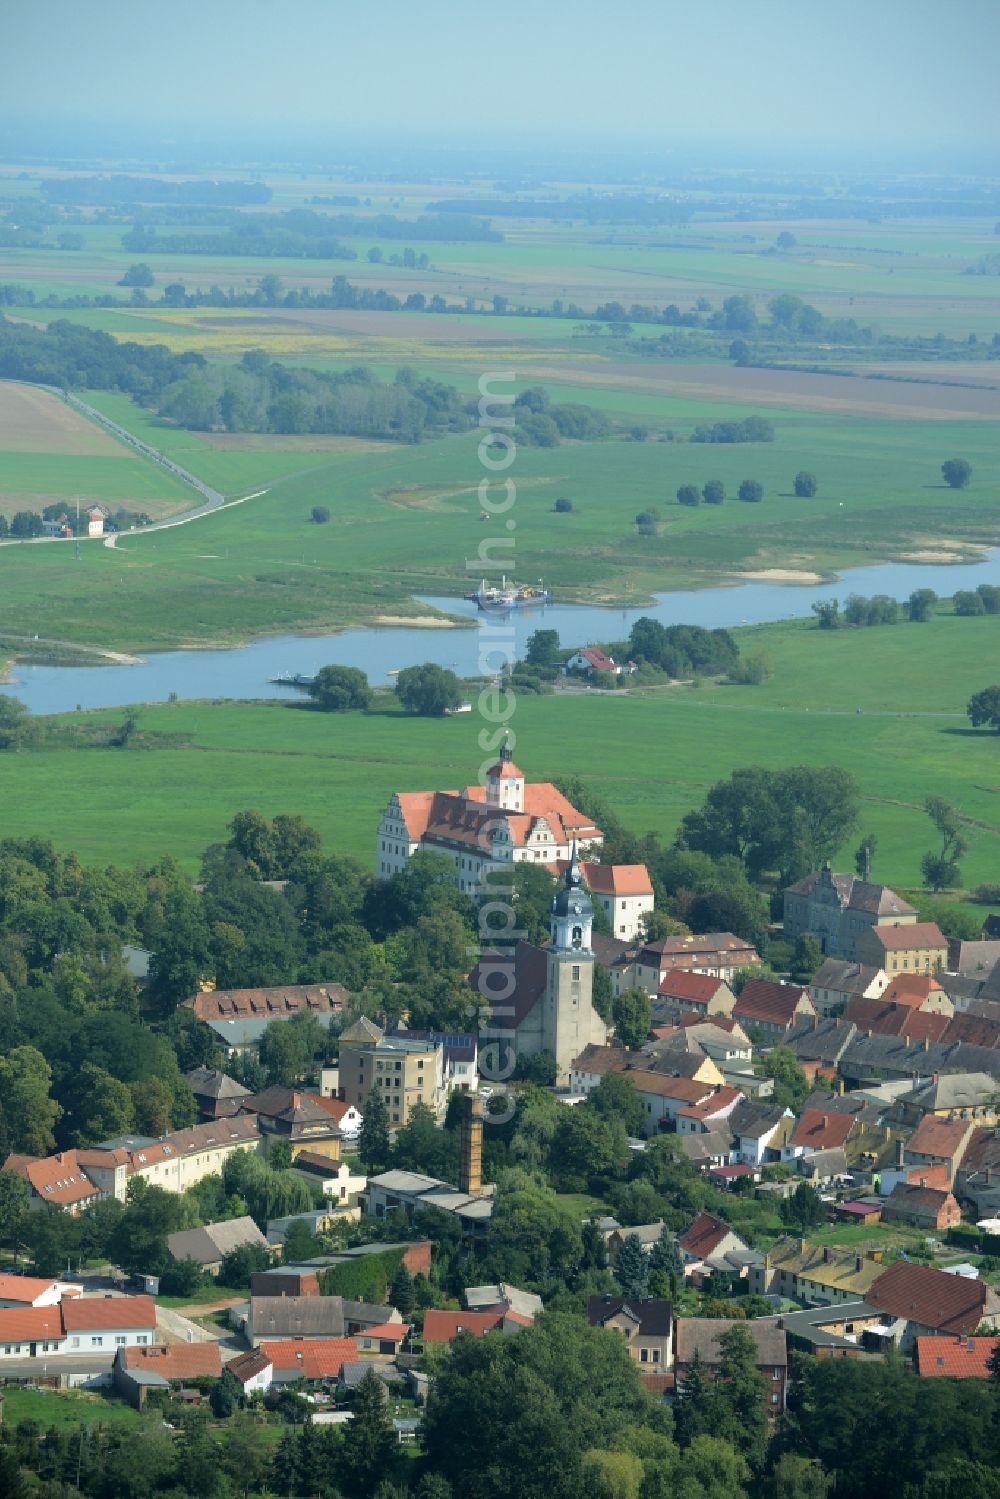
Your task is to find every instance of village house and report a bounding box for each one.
[240,1087,343,1162]
[783,865,917,961]
[226,1347,274,1395]
[751,1238,887,1306]
[782,1107,857,1163]
[630,933,760,993]
[563,646,635,677]
[624,1072,720,1135]
[676,1084,745,1135]
[642,1045,726,1088]
[654,970,736,1023]
[732,978,816,1039]
[890,1072,1000,1128]
[241,1295,402,1348]
[838,1034,1000,1088]
[364,1169,494,1237]
[856,922,948,975]
[679,1130,734,1172]
[0,1276,81,1309]
[675,1318,787,1412]
[291,1153,367,1208]
[182,984,349,1055]
[87,504,109,537]
[653,1020,753,1076]
[727,1100,795,1165]
[915,1334,1000,1378]
[783,1017,858,1083]
[808,959,890,1017]
[902,1115,977,1185]
[947,940,1000,978]
[587,1296,674,1376]
[464,1283,543,1319]
[185,1067,252,1121]
[569,1044,632,1094]
[676,1213,753,1283]
[865,1259,1000,1351]
[259,1337,359,1385]
[882,1181,962,1231]
[604,1223,665,1266]
[114,1343,223,1409]
[0,1296,157,1362]
[422,1308,532,1345]
[376,741,603,889]
[570,861,654,942]
[166,1216,271,1275]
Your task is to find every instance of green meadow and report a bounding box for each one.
[2,613,999,890]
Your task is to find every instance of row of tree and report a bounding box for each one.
[813,583,1000,629]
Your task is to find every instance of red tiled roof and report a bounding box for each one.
[867,923,947,953]
[677,1086,743,1122]
[916,1334,1000,1378]
[657,970,726,1004]
[867,1260,988,1334]
[677,1213,734,1258]
[886,1182,956,1212]
[734,980,812,1029]
[882,976,945,1008]
[789,1109,855,1151]
[61,1296,155,1332]
[422,1310,510,1344]
[581,862,653,898]
[625,1071,712,1103]
[0,1275,59,1303]
[0,1305,64,1343]
[571,1045,630,1076]
[260,1337,357,1378]
[187,985,348,1023]
[227,1347,272,1383]
[121,1343,222,1379]
[844,997,950,1043]
[358,1322,408,1341]
[3,1151,99,1207]
[905,1116,975,1163]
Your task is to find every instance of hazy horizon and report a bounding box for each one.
[3,0,998,169]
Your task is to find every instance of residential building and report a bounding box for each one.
[182,984,349,1054]
[355,1323,410,1357]
[166,1217,271,1274]
[783,1018,857,1083]
[880,975,954,1015]
[376,740,603,888]
[391,1028,478,1093]
[339,1021,446,1127]
[890,1073,1000,1128]
[675,1318,787,1412]
[838,1034,1000,1088]
[464,1284,543,1319]
[642,1047,726,1087]
[947,940,1000,978]
[728,1101,795,1166]
[915,1334,1000,1378]
[260,1337,358,1384]
[676,1085,745,1135]
[226,1347,274,1395]
[244,1295,401,1347]
[0,1295,159,1362]
[783,865,917,960]
[114,1343,223,1409]
[882,1182,962,1231]
[751,1238,887,1306]
[291,1154,367,1206]
[124,1117,261,1194]
[809,959,889,1017]
[782,1108,857,1162]
[856,922,948,975]
[732,979,816,1038]
[623,1072,718,1135]
[0,1276,81,1309]
[240,1087,343,1162]
[679,1130,734,1171]
[865,1260,1000,1350]
[631,933,760,992]
[654,970,736,1022]
[604,1223,665,1265]
[564,646,624,675]
[473,853,612,1084]
[587,1296,674,1374]
[552,861,654,941]
[652,1020,752,1071]
[569,1044,632,1094]
[676,1214,752,1282]
[364,1169,494,1237]
[422,1309,531,1344]
[185,1067,252,1120]
[902,1116,977,1185]
[2,1150,104,1214]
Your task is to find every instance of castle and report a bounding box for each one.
[376,740,603,894]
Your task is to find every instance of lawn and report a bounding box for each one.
[0,1386,141,1430]
[2,608,999,891]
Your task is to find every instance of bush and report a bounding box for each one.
[793,471,817,497]
[954,590,986,616]
[971,883,1000,904]
[702,479,725,504]
[728,651,773,685]
[553,496,573,512]
[941,458,972,488]
[737,479,763,503]
[676,484,700,506]
[311,505,331,524]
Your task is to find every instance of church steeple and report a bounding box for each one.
[550,841,593,953]
[485,733,525,812]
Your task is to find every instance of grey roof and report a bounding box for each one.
[760,1302,877,1350]
[677,1128,733,1163]
[785,869,915,919]
[785,1018,858,1066]
[248,1294,390,1339]
[729,1100,792,1140]
[204,1013,336,1047]
[948,943,1000,978]
[675,1317,787,1366]
[795,1147,849,1178]
[464,1284,544,1318]
[122,945,152,981]
[810,960,883,997]
[588,1296,672,1337]
[897,1072,1000,1111]
[802,1088,885,1124]
[840,1034,1000,1081]
[167,1216,269,1266]
[340,1360,403,1387]
[185,1067,250,1101]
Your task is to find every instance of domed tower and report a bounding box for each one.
[485,735,525,813]
[544,844,601,1081]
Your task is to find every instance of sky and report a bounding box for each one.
[3,0,999,163]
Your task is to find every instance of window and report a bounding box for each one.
[773,1367,781,1379]
[92,1337,103,1348]
[71,1338,80,1348]
[771,1393,780,1406]
[137,1335,148,1345]
[640,1348,649,1363]
[572,965,580,981]
[116,1336,127,1346]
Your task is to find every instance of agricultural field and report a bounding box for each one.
[0,381,192,520]
[2,612,999,893]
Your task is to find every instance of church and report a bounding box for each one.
[376,740,603,893]
[471,849,612,1083]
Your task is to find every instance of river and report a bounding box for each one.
[3,550,999,716]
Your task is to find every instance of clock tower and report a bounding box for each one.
[544,845,605,1081]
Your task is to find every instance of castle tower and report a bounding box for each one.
[544,845,604,1082]
[485,735,525,813]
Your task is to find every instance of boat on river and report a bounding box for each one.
[473,577,552,611]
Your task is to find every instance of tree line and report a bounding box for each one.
[813,583,1000,629]
[123,209,501,259]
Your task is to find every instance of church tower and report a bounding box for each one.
[484,735,525,813]
[544,845,606,1082]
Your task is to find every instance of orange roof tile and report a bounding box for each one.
[676,1086,743,1122]
[657,970,727,1003]
[867,1261,988,1334]
[259,1337,357,1379]
[789,1109,855,1151]
[358,1322,408,1341]
[3,1151,100,1207]
[677,1213,735,1258]
[0,1305,64,1342]
[422,1310,509,1343]
[905,1116,975,1163]
[581,862,653,897]
[734,980,813,1029]
[867,923,947,952]
[121,1343,222,1379]
[61,1296,155,1332]
[625,1071,712,1103]
[916,1334,1000,1378]
[0,1275,59,1303]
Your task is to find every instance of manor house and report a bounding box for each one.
[376,740,603,893]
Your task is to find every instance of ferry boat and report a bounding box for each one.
[474,577,552,611]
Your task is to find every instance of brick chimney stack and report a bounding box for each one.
[459,1093,485,1195]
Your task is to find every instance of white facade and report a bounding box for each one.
[62,1324,154,1355]
[591,890,655,943]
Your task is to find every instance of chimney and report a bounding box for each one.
[932,1072,940,1085]
[459,1093,485,1195]
[822,1115,829,1130]
[855,1255,863,1272]
[896,1139,905,1168]
[823,1246,831,1262]
[920,1177,928,1188]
